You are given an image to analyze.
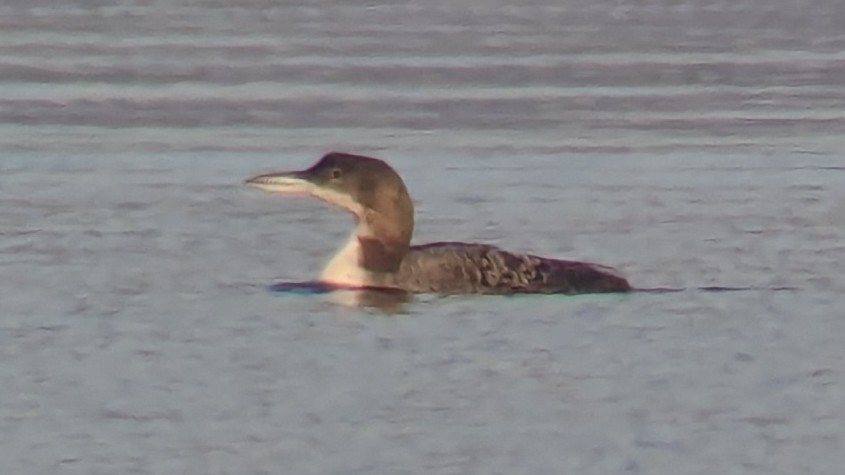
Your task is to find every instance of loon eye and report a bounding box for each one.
[331,168,342,180]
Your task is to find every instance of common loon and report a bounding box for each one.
[245,152,631,294]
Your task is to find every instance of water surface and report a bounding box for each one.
[2,1,845,473]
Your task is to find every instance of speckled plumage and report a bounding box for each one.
[397,242,630,294]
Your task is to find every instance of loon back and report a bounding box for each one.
[396,242,630,294]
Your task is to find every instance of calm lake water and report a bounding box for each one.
[2,1,845,474]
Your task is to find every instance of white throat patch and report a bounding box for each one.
[319,223,376,288]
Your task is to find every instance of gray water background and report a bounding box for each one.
[2,1,845,473]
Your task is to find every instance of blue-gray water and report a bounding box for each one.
[2,1,845,474]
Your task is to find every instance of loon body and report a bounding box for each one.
[246,152,630,294]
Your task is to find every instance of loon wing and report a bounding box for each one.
[396,242,630,294]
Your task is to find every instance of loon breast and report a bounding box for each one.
[318,227,379,288]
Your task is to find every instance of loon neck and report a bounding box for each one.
[355,172,415,273]
[358,213,412,272]
[319,222,403,288]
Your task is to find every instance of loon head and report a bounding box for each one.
[246,152,415,272]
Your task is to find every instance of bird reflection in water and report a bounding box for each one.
[269,281,412,312]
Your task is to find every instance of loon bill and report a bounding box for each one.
[245,152,631,294]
